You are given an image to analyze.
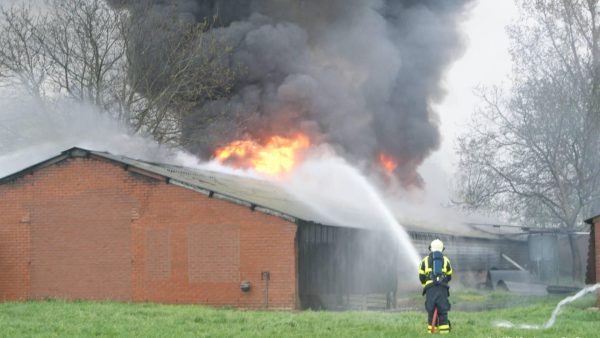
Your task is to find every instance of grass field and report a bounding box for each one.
[0,291,598,337]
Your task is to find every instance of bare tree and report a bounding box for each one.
[36,0,127,110]
[0,0,237,145]
[119,7,237,143]
[455,0,600,280]
[0,5,51,99]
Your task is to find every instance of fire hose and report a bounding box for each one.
[431,306,438,334]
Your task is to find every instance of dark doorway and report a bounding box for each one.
[297,221,399,310]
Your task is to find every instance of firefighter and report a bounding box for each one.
[418,238,453,334]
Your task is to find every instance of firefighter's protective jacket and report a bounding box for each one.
[418,253,453,292]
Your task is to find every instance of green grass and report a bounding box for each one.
[0,293,598,337]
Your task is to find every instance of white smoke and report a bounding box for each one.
[0,94,186,177]
[284,148,421,270]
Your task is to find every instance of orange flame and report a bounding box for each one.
[214,134,310,175]
[378,152,398,173]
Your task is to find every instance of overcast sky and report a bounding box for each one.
[418,0,517,201]
[436,0,517,168]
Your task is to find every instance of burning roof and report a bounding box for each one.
[107,0,471,187]
[213,133,310,176]
[1,147,517,240]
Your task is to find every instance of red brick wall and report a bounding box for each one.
[0,156,298,309]
[29,192,133,300]
[0,176,32,300]
[129,180,297,309]
[595,220,600,307]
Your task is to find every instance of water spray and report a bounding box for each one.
[283,154,422,273]
[494,283,600,330]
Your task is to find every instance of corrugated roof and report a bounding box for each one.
[0,147,521,239]
[90,149,335,226]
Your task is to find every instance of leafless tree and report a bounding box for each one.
[119,7,237,144]
[0,0,236,145]
[0,5,51,99]
[38,0,127,110]
[455,0,600,280]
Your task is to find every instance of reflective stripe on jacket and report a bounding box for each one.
[418,254,453,288]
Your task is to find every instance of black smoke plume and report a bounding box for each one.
[110,0,471,186]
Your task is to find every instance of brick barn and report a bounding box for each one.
[0,147,533,309]
[0,147,404,309]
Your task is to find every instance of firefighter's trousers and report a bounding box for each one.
[425,284,451,334]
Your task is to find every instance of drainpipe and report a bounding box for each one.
[262,271,270,308]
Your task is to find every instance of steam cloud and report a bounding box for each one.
[0,97,177,178]
[110,0,471,186]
